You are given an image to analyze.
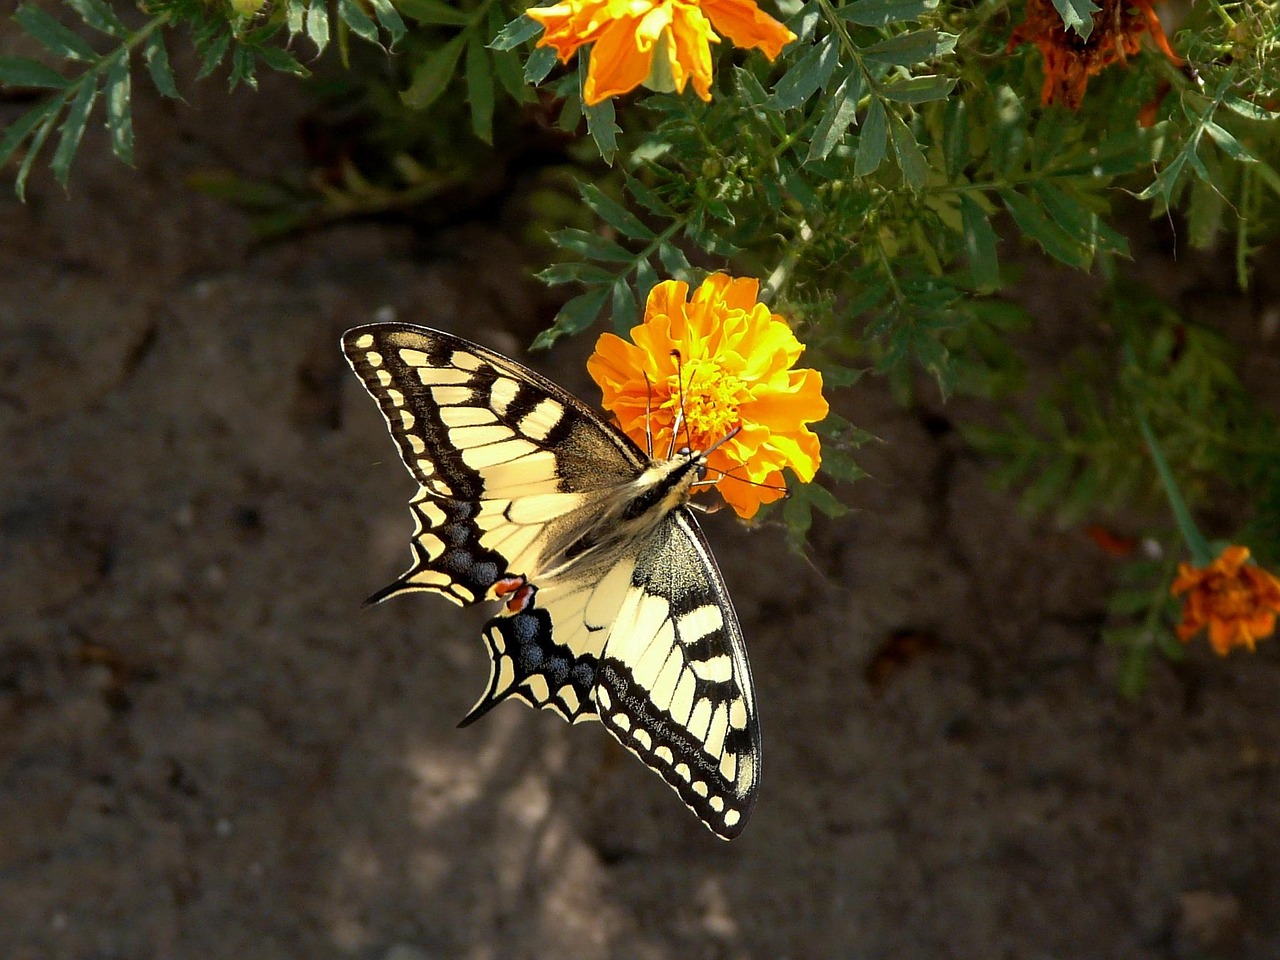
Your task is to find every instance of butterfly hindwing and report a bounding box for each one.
[463,603,600,726]
[593,510,761,840]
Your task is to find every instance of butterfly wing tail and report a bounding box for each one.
[460,601,600,727]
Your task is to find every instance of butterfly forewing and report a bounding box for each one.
[342,324,642,499]
[343,322,762,839]
[343,324,643,606]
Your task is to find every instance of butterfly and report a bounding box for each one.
[341,323,761,839]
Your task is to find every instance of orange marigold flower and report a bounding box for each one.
[526,0,795,106]
[587,273,828,519]
[1007,0,1182,110]
[1170,545,1280,656]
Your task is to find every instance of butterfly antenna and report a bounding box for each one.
[701,462,791,496]
[701,425,741,458]
[667,349,691,460]
[642,371,655,459]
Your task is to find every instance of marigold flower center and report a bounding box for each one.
[664,358,744,444]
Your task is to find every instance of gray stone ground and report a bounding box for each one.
[3,58,1280,960]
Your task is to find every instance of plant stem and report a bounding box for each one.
[1136,411,1215,567]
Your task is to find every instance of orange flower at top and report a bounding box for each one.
[588,274,828,519]
[1170,545,1280,656]
[1007,0,1182,110]
[526,0,795,106]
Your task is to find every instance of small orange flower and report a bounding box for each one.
[526,0,795,106]
[588,273,828,519]
[1007,0,1182,110]
[1170,545,1280,655]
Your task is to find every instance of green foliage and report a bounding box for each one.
[1103,550,1185,699]
[0,0,416,197]
[966,287,1273,528]
[3,0,1279,687]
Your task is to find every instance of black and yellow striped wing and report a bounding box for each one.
[594,510,760,838]
[342,322,761,838]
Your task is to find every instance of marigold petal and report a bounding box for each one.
[528,0,609,62]
[583,15,658,104]
[700,0,795,59]
[1216,545,1251,575]
[645,279,691,324]
[587,332,643,394]
[704,273,758,312]
[668,4,718,99]
[745,370,829,427]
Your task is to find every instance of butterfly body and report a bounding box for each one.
[343,323,760,839]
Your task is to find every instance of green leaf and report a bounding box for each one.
[804,483,849,518]
[626,175,675,219]
[286,0,306,36]
[942,96,968,180]
[1000,188,1090,268]
[143,32,179,99]
[490,13,541,48]
[840,0,938,27]
[782,494,813,540]
[806,68,861,164]
[14,5,96,61]
[855,97,887,176]
[257,44,309,76]
[104,52,132,165]
[531,286,612,350]
[0,56,69,88]
[657,241,692,277]
[555,76,582,131]
[1050,0,1100,40]
[64,0,127,38]
[338,0,380,46]
[0,96,62,187]
[1051,125,1159,177]
[610,277,638,330]
[635,257,658,304]
[368,0,408,45]
[584,94,619,165]
[1032,183,1130,258]
[490,46,530,100]
[465,37,494,142]
[959,194,999,292]
[1223,96,1280,122]
[194,23,230,80]
[306,0,331,54]
[769,34,839,110]
[228,43,258,90]
[535,261,617,285]
[888,112,926,189]
[551,227,635,262]
[581,183,655,241]
[732,63,770,107]
[13,96,64,200]
[1203,121,1257,163]
[862,29,956,66]
[50,76,98,188]
[397,0,471,25]
[524,45,557,85]
[881,74,955,104]
[402,34,465,109]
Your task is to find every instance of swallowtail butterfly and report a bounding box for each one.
[343,323,760,839]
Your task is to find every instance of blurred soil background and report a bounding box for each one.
[3,45,1280,960]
